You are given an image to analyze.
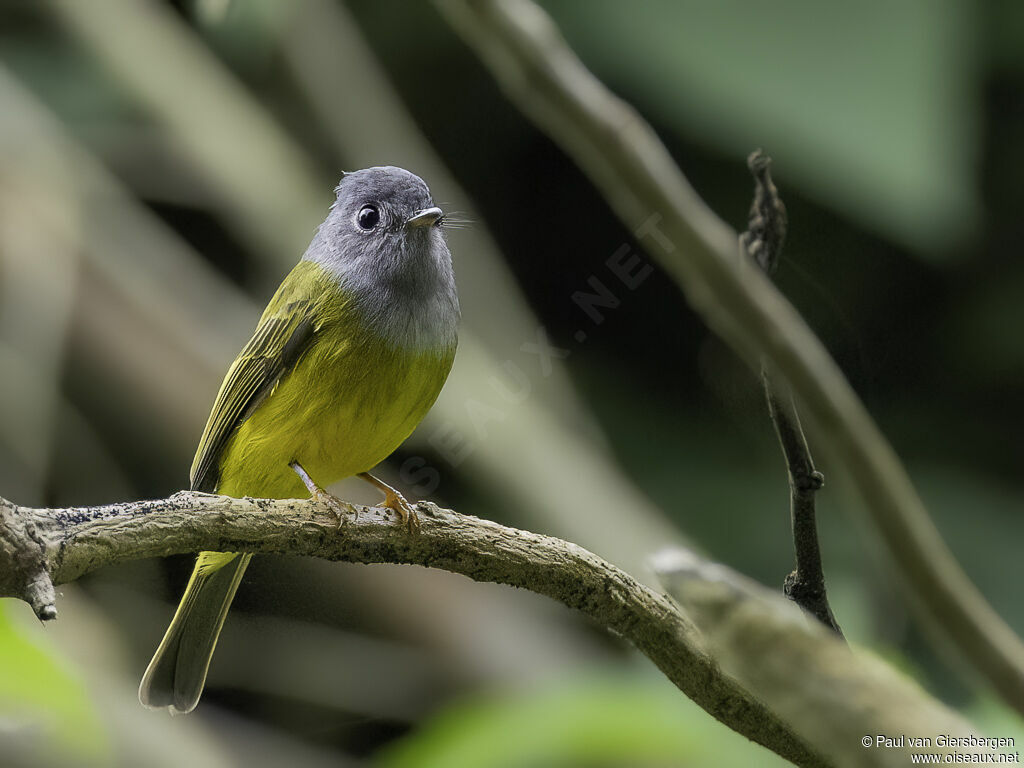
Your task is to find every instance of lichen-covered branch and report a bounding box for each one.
[0,492,828,768]
[436,0,1024,714]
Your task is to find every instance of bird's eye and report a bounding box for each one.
[356,205,380,230]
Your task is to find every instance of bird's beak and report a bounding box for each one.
[406,207,443,228]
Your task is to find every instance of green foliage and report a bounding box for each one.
[377,671,791,768]
[0,604,108,767]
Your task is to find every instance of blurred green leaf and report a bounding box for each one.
[376,670,790,768]
[0,603,109,766]
[544,0,980,256]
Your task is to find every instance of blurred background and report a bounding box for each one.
[1,0,1023,765]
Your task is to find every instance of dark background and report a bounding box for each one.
[0,1,1022,766]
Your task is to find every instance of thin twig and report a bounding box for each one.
[739,151,787,278]
[764,382,841,635]
[0,492,828,768]
[740,151,843,637]
[436,0,1024,713]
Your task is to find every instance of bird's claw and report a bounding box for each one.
[383,489,420,534]
[311,487,352,530]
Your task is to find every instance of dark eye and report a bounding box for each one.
[356,204,380,230]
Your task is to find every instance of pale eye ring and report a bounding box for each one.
[356,204,380,230]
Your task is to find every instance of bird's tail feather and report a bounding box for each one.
[139,551,252,714]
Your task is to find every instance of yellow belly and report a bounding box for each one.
[215,321,454,500]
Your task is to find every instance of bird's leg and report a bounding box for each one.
[290,460,353,529]
[358,472,420,533]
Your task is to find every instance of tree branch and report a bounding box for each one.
[437,0,1024,713]
[740,151,843,637]
[0,492,828,768]
[653,550,1000,768]
[763,382,842,636]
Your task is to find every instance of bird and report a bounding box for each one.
[139,166,459,714]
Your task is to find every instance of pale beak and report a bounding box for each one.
[406,207,443,228]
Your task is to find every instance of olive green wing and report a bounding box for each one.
[190,298,316,493]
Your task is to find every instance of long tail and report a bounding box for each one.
[139,551,252,714]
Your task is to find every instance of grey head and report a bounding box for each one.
[303,166,459,352]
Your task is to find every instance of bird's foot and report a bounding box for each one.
[358,472,420,533]
[290,460,353,530]
[382,487,420,534]
[312,487,354,530]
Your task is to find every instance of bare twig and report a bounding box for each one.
[437,0,1024,713]
[764,382,842,636]
[0,492,827,768]
[740,151,842,637]
[739,151,787,277]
